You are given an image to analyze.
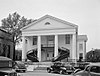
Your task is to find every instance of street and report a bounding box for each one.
[18,70,73,76]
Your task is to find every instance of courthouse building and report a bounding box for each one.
[21,15,88,62]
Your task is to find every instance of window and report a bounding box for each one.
[79,53,83,58]
[45,22,50,25]
[79,44,83,51]
[47,36,54,41]
[47,36,54,47]
[52,53,54,57]
[33,36,37,45]
[25,39,27,44]
[2,44,6,56]
[47,53,49,57]
[7,45,10,58]
[79,53,83,61]
[0,43,1,55]
[65,35,70,44]
[90,66,100,73]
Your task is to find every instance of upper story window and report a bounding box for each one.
[33,36,37,45]
[48,36,54,41]
[47,36,54,47]
[79,44,83,51]
[65,35,70,44]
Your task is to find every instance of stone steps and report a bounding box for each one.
[34,67,47,70]
[27,62,52,71]
[34,62,51,70]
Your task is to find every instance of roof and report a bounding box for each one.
[78,35,88,41]
[89,63,100,66]
[21,15,78,30]
[0,56,12,61]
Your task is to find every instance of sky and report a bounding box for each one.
[0,0,100,52]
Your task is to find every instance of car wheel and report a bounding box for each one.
[68,72,71,74]
[59,70,63,74]
[47,69,51,73]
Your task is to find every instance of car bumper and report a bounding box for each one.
[66,70,73,73]
[15,69,26,71]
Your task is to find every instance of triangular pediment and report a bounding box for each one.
[22,15,77,31]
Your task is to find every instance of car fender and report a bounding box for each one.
[60,67,66,71]
[47,67,53,70]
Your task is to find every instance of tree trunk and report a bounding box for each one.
[13,43,16,61]
[12,35,16,61]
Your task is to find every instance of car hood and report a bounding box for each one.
[0,68,16,73]
[74,70,84,75]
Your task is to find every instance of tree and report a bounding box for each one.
[86,49,100,62]
[1,12,34,60]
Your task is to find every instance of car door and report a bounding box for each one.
[51,63,56,71]
[53,63,61,72]
[57,63,61,72]
[53,63,57,71]
[55,63,59,71]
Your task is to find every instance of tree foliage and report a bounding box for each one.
[1,12,34,44]
[86,49,100,62]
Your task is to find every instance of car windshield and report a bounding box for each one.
[55,63,62,66]
[16,61,24,65]
[15,61,25,67]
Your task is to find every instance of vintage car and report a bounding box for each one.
[73,63,100,76]
[14,61,26,72]
[47,62,75,74]
[0,56,17,76]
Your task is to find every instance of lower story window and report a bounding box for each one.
[65,35,70,44]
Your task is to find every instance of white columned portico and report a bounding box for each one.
[37,35,41,62]
[72,34,77,62]
[54,34,58,57]
[22,36,26,61]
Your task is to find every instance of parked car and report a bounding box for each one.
[14,61,26,72]
[73,63,100,76]
[0,56,17,76]
[47,62,75,74]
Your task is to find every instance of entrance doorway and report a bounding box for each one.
[47,51,54,60]
[41,47,54,61]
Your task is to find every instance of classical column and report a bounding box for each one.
[72,34,77,62]
[37,35,41,62]
[83,41,86,59]
[22,36,26,61]
[54,35,58,57]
